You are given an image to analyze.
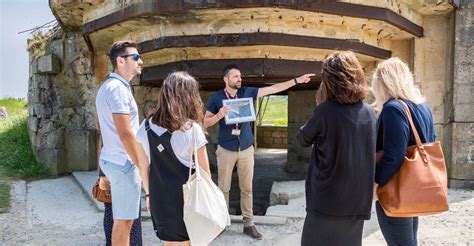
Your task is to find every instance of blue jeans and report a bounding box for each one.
[376,201,418,246]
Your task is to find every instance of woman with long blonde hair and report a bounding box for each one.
[136,71,211,246]
[372,57,436,245]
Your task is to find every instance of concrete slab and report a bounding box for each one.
[26,177,101,228]
[269,180,305,206]
[265,204,306,220]
[72,171,150,218]
[71,171,104,211]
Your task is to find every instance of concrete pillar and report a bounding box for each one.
[201,91,219,170]
[287,90,317,172]
[448,1,474,188]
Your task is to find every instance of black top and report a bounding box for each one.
[375,99,436,186]
[297,101,376,220]
[206,87,258,151]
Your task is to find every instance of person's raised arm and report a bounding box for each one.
[113,114,140,165]
[257,74,315,98]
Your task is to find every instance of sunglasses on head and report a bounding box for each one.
[120,53,141,61]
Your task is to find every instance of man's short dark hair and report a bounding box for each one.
[109,41,137,69]
[223,64,240,77]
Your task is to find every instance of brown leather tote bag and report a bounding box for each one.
[377,100,448,217]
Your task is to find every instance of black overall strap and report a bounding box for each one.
[145,119,190,241]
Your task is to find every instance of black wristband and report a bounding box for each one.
[293,78,298,85]
[145,194,150,197]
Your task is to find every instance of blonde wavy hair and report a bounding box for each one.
[371,57,425,111]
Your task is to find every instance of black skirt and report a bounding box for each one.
[301,211,364,246]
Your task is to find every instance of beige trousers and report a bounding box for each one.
[216,145,255,227]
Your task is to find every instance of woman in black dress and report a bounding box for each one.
[136,71,211,246]
[297,51,376,246]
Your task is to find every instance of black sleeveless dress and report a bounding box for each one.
[145,121,191,241]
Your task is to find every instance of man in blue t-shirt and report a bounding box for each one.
[204,64,314,239]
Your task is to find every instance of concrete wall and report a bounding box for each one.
[256,125,288,149]
[287,90,317,172]
[28,29,98,175]
[448,0,474,188]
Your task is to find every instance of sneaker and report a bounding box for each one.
[243,225,262,240]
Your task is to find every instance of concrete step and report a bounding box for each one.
[266,196,306,219]
[72,171,151,219]
[269,180,305,206]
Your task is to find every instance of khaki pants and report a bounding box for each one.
[216,145,255,227]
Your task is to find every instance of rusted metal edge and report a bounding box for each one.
[449,0,460,9]
[83,1,423,37]
[140,58,322,91]
[137,33,391,59]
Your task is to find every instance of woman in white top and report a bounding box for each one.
[136,71,211,246]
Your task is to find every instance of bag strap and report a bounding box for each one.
[145,119,151,132]
[398,100,429,163]
[188,124,201,181]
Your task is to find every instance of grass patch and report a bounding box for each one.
[257,95,288,126]
[0,167,10,213]
[0,98,49,213]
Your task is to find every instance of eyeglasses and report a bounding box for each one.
[120,53,142,61]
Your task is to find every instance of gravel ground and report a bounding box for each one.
[0,176,472,245]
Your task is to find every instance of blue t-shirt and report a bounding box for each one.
[207,87,259,151]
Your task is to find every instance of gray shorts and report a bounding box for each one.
[100,159,141,220]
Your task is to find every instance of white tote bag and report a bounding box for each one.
[183,127,231,246]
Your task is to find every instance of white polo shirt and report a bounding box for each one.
[96,73,139,166]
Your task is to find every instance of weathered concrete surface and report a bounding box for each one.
[269,180,305,206]
[37,54,61,74]
[28,30,98,175]
[447,0,474,188]
[266,196,306,219]
[287,90,317,172]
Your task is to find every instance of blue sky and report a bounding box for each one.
[0,0,54,99]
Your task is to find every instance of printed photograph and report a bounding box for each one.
[222,97,256,125]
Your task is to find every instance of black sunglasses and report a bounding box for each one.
[120,53,142,61]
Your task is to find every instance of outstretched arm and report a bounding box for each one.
[257,74,315,98]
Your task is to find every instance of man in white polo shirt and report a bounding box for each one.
[96,40,143,246]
